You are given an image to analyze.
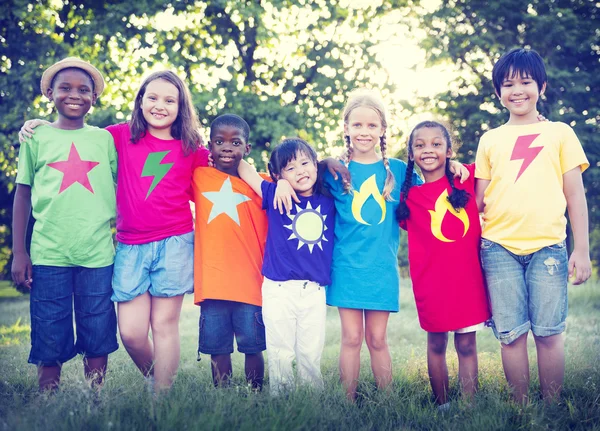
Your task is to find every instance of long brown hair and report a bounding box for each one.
[342,90,395,201]
[129,70,202,155]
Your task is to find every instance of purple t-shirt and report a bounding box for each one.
[261,181,335,286]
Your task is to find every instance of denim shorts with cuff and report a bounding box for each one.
[111,231,194,302]
[480,238,568,345]
[198,299,266,355]
[29,264,118,366]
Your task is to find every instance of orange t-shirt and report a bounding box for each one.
[192,167,269,306]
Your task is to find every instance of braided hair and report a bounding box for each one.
[342,89,395,200]
[379,133,396,201]
[396,121,470,222]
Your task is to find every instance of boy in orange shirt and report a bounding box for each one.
[192,114,268,389]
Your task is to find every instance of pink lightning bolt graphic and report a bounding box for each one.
[510,134,542,182]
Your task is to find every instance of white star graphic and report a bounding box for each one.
[202,177,251,225]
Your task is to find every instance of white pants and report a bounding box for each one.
[262,277,327,394]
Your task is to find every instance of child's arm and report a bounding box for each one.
[319,157,351,184]
[449,160,470,183]
[19,119,50,143]
[475,179,490,213]
[563,166,591,285]
[11,184,33,289]
[238,160,266,198]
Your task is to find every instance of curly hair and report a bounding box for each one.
[396,120,470,221]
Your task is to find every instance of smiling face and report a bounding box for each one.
[140,78,180,139]
[344,106,385,162]
[498,70,546,125]
[277,151,318,197]
[410,126,452,182]
[209,124,250,176]
[48,68,96,128]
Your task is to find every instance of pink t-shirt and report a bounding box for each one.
[106,123,209,244]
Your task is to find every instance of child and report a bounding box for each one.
[396,121,490,408]
[238,138,336,394]
[20,70,210,392]
[323,90,468,400]
[12,57,118,391]
[192,114,268,389]
[475,48,591,404]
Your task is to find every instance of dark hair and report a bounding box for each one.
[492,48,547,95]
[209,114,250,143]
[268,137,327,196]
[396,121,470,222]
[130,70,202,155]
[51,67,95,92]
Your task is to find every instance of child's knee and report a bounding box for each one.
[365,333,387,352]
[342,331,364,349]
[454,335,476,357]
[427,333,448,355]
[533,333,563,349]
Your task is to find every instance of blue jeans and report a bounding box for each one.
[112,231,194,302]
[29,265,118,366]
[480,239,568,345]
[198,299,266,355]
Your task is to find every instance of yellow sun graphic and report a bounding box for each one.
[284,201,328,253]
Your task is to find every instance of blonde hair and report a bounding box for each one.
[342,90,395,201]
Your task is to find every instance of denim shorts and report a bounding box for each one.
[112,231,194,302]
[29,265,118,366]
[198,299,266,355]
[480,238,568,345]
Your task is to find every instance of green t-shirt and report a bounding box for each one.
[16,125,117,267]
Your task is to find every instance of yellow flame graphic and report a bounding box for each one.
[351,174,386,225]
[429,189,470,242]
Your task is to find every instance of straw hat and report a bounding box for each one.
[40,57,105,97]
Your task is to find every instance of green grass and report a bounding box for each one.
[1,279,599,430]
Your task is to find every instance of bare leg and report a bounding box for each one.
[38,365,61,392]
[211,354,232,387]
[427,332,449,405]
[534,333,565,403]
[84,356,108,388]
[245,353,265,390]
[150,295,185,391]
[117,293,154,377]
[338,308,364,400]
[500,332,530,404]
[454,332,478,401]
[364,310,392,391]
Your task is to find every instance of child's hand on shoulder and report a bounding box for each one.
[321,157,351,185]
[274,179,299,215]
[568,248,592,285]
[449,160,470,183]
[19,119,50,143]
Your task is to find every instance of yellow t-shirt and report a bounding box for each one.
[475,121,589,255]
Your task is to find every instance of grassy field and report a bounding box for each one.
[0,278,599,430]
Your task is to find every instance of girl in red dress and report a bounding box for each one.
[397,120,490,409]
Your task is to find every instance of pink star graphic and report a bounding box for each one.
[47,143,100,194]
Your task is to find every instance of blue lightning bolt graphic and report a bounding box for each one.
[141,151,174,199]
[510,134,542,182]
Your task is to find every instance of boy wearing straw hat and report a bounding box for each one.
[12,57,119,391]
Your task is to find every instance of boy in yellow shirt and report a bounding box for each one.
[475,48,591,404]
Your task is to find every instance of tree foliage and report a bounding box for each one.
[416,0,600,262]
[0,0,411,277]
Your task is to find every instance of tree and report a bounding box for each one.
[416,0,600,262]
[0,0,411,278]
